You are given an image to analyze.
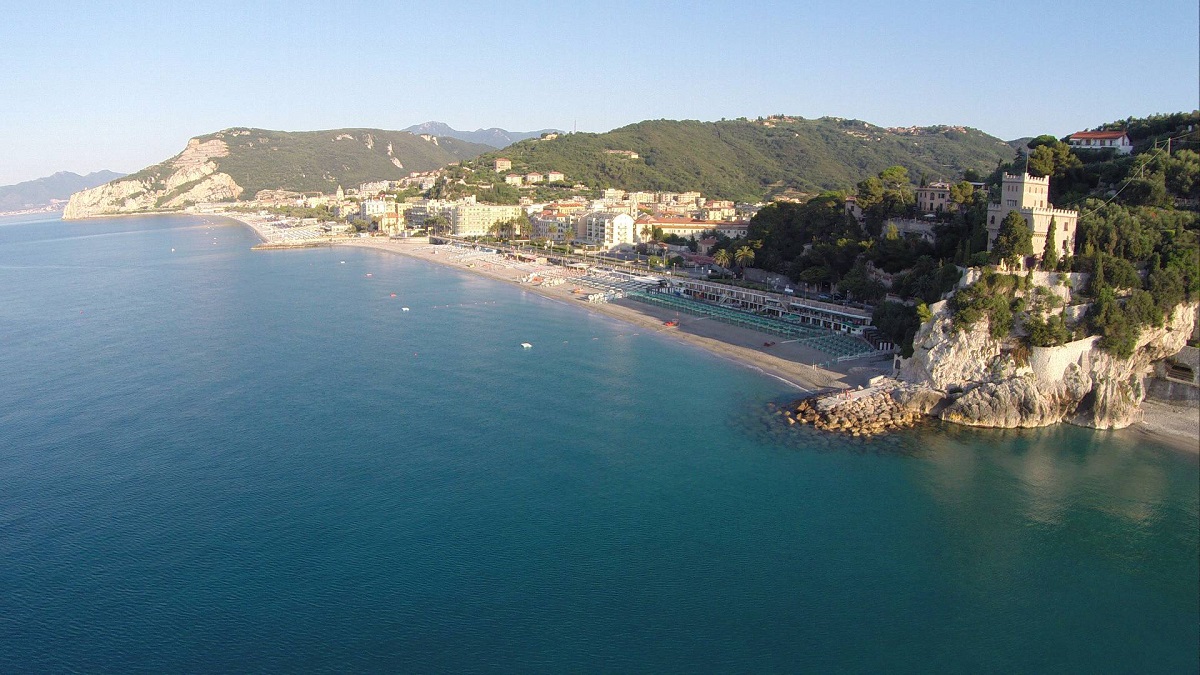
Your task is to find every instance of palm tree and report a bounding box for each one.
[713,248,731,268]
[639,224,653,243]
[734,245,755,268]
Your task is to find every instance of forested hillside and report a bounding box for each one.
[473,117,1015,201]
[186,128,492,197]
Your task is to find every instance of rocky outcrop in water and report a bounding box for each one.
[777,380,940,437]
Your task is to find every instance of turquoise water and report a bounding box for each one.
[0,214,1196,673]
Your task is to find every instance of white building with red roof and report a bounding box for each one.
[636,215,749,240]
[1068,130,1133,155]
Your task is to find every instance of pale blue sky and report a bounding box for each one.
[1,0,1196,184]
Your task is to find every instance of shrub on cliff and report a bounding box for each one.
[1024,314,1071,347]
[951,271,1020,339]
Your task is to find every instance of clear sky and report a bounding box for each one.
[1,0,1196,185]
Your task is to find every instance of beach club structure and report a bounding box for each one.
[430,236,883,364]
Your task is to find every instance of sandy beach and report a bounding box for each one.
[1130,400,1200,454]
[222,216,1196,453]
[334,237,886,393]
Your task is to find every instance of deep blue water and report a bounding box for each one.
[0,214,1196,673]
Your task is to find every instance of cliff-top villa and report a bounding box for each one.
[1068,130,1133,155]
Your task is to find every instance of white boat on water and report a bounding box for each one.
[520,342,532,349]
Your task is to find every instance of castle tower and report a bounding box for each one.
[986,173,1078,260]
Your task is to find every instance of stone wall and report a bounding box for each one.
[1028,336,1099,385]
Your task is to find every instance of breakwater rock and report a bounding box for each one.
[775,381,940,437]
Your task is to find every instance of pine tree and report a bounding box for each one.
[1042,217,1059,271]
[993,211,1033,269]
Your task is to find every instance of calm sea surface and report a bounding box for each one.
[0,214,1196,673]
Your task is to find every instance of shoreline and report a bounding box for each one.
[211,214,1197,454]
[1127,400,1200,455]
[335,237,866,393]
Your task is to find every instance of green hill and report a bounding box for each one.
[67,127,493,218]
[142,127,492,197]
[473,117,1017,201]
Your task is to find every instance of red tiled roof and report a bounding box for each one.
[1070,131,1128,140]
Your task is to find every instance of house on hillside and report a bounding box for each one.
[1068,130,1133,155]
[915,181,953,214]
[844,196,864,225]
[494,158,512,172]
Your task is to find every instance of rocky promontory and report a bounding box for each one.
[781,268,1197,438]
[900,293,1197,431]
[64,139,242,219]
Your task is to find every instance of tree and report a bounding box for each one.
[713,249,731,268]
[1042,217,1059,270]
[514,211,532,239]
[1027,134,1060,150]
[425,214,448,235]
[949,181,976,207]
[734,245,755,268]
[1024,140,1082,185]
[992,211,1033,268]
[838,261,887,304]
[639,224,653,242]
[1165,149,1200,198]
[879,165,910,190]
[856,176,884,210]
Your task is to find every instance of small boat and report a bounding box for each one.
[402,307,410,312]
[520,342,532,349]
[390,293,397,297]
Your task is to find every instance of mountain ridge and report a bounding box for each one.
[0,170,125,211]
[403,121,561,148]
[65,128,492,218]
[467,117,1018,201]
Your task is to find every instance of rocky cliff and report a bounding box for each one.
[64,138,242,219]
[63,127,493,219]
[898,299,1198,430]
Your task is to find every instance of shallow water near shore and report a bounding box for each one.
[1,214,1196,673]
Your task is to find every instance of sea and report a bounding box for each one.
[0,213,1196,673]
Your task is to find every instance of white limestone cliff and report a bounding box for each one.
[63,138,242,219]
[898,299,1198,430]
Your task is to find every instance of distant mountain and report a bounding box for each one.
[0,170,125,211]
[470,117,1018,201]
[1007,137,1035,151]
[403,121,562,148]
[65,128,492,219]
